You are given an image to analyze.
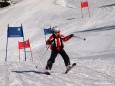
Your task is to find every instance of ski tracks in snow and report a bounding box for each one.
[2,58,115,86]
[75,60,115,86]
[4,64,10,86]
[80,3,114,30]
[8,63,27,86]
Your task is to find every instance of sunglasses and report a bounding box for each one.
[54,32,60,34]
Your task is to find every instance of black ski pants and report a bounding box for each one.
[45,49,70,70]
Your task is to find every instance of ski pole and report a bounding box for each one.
[40,45,50,58]
[73,36,86,41]
[35,45,50,68]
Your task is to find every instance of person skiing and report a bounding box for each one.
[45,27,74,74]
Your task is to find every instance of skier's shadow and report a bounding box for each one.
[12,70,45,74]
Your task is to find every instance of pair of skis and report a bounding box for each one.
[44,63,76,75]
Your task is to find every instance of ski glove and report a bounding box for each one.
[48,40,54,45]
[70,34,74,38]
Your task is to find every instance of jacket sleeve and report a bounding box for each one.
[46,35,53,45]
[61,34,71,42]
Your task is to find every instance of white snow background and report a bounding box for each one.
[0,0,115,86]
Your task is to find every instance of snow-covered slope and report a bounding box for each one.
[0,0,115,86]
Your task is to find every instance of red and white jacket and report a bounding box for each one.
[46,34,71,51]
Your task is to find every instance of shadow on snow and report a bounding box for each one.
[99,3,115,8]
[76,25,115,33]
[12,70,45,74]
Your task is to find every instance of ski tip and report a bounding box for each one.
[73,63,76,66]
[64,72,67,74]
[44,72,51,75]
[35,66,37,68]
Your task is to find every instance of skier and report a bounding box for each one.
[45,27,74,74]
